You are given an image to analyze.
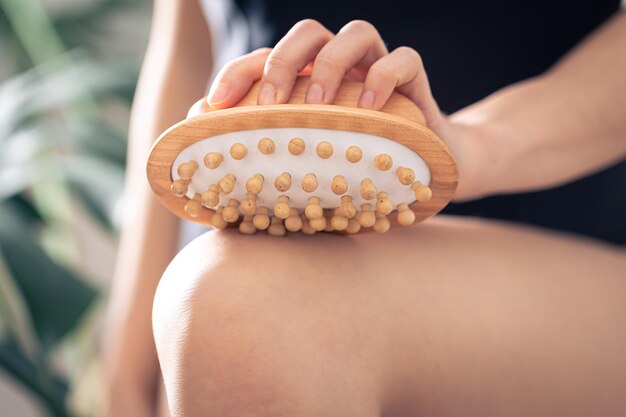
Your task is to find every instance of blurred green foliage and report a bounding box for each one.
[0,0,148,415]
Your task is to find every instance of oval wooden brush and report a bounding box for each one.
[147,77,457,235]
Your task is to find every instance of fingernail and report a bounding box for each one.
[258,83,277,105]
[359,90,375,108]
[208,82,229,106]
[306,83,324,104]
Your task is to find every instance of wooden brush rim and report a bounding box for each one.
[147,101,458,230]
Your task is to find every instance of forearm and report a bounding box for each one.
[103,0,212,413]
[449,11,626,199]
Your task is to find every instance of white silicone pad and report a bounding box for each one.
[172,127,431,210]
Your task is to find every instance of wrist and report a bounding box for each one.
[437,115,508,201]
[445,76,554,201]
[443,76,545,201]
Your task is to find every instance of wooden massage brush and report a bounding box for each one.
[147,77,458,236]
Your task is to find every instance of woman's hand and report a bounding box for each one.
[204,19,487,200]
[202,12,626,202]
[208,20,445,127]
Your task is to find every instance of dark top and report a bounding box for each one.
[234,0,626,244]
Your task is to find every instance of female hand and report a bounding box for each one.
[204,19,488,200]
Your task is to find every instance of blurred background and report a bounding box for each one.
[0,0,151,415]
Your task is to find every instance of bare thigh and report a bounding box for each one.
[153,216,626,417]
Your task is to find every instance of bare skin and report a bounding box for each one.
[154,218,626,416]
[102,1,211,415]
[104,1,626,416]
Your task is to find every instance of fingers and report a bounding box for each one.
[259,19,333,104]
[358,46,422,109]
[187,97,209,118]
[208,19,443,128]
[359,46,443,126]
[207,47,271,109]
[306,20,388,104]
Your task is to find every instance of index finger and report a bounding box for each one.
[258,19,334,105]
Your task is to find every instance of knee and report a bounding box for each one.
[152,230,284,414]
[152,230,381,416]
[153,229,310,348]
[153,230,385,416]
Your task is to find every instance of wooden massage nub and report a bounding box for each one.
[147,77,458,236]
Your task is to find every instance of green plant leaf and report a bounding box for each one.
[0,53,135,139]
[0,247,40,359]
[0,336,70,417]
[0,197,98,350]
[65,119,127,166]
[63,154,125,231]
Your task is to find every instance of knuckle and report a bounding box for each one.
[225,48,267,71]
[314,53,346,73]
[221,57,258,79]
[343,19,376,34]
[396,46,423,66]
[253,47,272,56]
[264,53,292,73]
[221,57,246,75]
[369,63,398,84]
[293,18,324,33]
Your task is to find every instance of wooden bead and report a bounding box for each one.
[245,174,264,194]
[375,192,393,216]
[374,154,393,171]
[230,143,247,160]
[240,193,257,215]
[239,215,256,235]
[284,208,303,232]
[331,175,348,195]
[340,195,357,219]
[273,195,290,219]
[268,216,286,237]
[211,207,228,230]
[274,172,291,192]
[396,203,415,226]
[304,196,323,220]
[204,152,223,169]
[301,215,316,235]
[301,173,318,192]
[345,146,362,163]
[288,137,305,155]
[177,160,198,180]
[200,184,220,208]
[253,207,270,230]
[258,137,275,154]
[360,179,377,200]
[171,179,189,197]
[411,181,433,202]
[358,204,376,228]
[373,214,391,233]
[309,217,327,231]
[184,194,202,217]
[396,167,415,185]
[316,141,333,159]
[331,209,349,231]
[218,174,236,194]
[345,216,361,234]
[222,199,240,223]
